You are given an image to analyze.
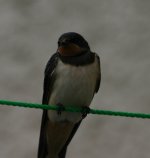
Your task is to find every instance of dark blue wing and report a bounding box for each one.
[95,53,101,93]
[38,53,58,158]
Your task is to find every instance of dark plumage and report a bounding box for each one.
[58,32,90,49]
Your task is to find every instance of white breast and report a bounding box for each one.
[48,57,99,123]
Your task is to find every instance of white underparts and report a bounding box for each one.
[48,56,99,123]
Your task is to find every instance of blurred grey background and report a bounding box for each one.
[0,0,150,158]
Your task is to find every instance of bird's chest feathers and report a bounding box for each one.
[50,60,97,107]
[48,60,98,123]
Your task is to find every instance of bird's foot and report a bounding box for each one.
[56,103,65,115]
[81,106,90,119]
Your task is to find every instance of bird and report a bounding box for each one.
[38,32,101,158]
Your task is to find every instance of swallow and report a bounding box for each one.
[38,32,101,158]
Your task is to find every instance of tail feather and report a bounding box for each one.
[58,120,82,158]
[38,111,82,158]
[38,110,48,158]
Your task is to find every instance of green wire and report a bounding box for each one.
[0,99,150,119]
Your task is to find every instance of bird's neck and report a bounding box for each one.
[58,51,95,66]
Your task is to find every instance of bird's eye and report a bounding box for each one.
[58,41,61,46]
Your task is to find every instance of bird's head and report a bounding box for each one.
[57,32,90,56]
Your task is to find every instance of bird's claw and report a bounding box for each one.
[81,106,90,119]
[56,103,65,115]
